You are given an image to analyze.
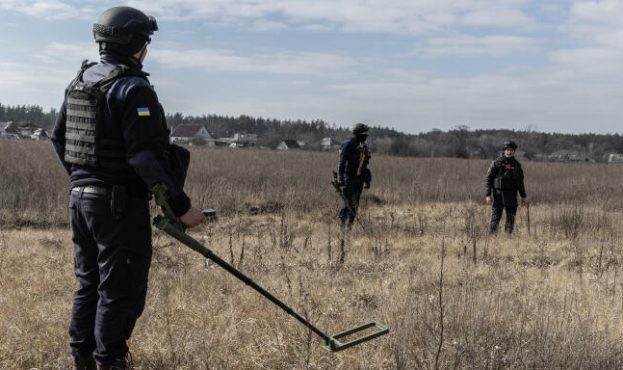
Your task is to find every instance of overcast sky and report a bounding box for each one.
[1,0,622,134]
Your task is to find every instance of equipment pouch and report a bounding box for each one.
[111,185,127,221]
[494,176,502,190]
[167,143,191,188]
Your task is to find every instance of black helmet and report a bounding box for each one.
[503,140,518,150]
[93,6,158,55]
[352,123,369,135]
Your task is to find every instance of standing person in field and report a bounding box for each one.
[51,6,205,370]
[336,123,372,228]
[485,140,527,234]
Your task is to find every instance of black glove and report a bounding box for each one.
[364,181,370,189]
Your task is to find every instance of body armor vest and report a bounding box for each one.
[64,61,147,171]
[493,160,517,191]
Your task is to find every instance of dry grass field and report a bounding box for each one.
[2,140,623,369]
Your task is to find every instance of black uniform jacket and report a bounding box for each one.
[336,136,371,184]
[484,156,527,198]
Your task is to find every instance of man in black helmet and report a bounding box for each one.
[51,6,205,370]
[485,140,527,234]
[336,123,372,227]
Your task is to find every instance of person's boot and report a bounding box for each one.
[97,355,131,370]
[74,355,96,370]
[489,217,500,235]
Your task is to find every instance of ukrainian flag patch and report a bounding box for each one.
[137,107,151,117]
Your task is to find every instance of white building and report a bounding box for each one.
[276,139,303,151]
[170,123,214,146]
[321,137,339,150]
[608,153,623,163]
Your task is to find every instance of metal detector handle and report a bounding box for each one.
[151,183,183,228]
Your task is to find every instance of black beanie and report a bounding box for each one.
[99,34,149,56]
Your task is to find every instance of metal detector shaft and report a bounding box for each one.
[151,183,388,351]
[153,214,330,342]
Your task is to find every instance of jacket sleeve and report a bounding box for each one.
[363,149,371,184]
[515,162,527,198]
[336,141,350,183]
[484,161,497,197]
[50,100,72,176]
[118,82,191,217]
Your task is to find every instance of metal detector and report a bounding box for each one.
[150,184,389,352]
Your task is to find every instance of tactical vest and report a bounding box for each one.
[64,61,148,171]
[493,160,517,191]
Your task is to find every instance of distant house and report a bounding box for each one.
[3,121,40,138]
[276,139,304,151]
[608,153,623,163]
[0,121,10,136]
[30,128,49,140]
[321,137,339,151]
[170,123,214,146]
[219,133,258,148]
[548,151,593,163]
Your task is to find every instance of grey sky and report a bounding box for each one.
[0,0,622,134]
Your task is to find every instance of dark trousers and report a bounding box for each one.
[489,190,518,234]
[68,188,152,365]
[338,180,364,226]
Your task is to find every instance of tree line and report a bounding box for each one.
[3,102,623,161]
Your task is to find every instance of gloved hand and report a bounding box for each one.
[364,181,370,189]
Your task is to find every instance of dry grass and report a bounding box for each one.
[2,141,623,369]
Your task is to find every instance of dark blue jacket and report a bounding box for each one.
[51,54,191,216]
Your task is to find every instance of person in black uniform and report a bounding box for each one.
[51,6,205,370]
[336,123,372,227]
[485,140,527,234]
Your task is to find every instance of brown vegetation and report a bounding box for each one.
[2,140,623,369]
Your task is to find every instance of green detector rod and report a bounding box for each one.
[151,184,389,351]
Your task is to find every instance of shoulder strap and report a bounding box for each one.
[80,59,97,71]
[66,60,97,91]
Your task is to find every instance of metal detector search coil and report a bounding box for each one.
[325,321,389,352]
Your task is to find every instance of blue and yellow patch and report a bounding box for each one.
[137,107,151,117]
